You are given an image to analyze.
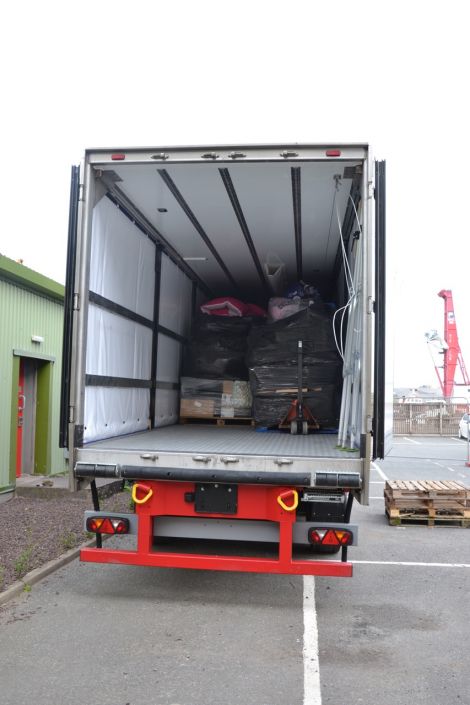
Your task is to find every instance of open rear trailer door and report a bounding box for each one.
[59,165,80,449]
[373,159,386,459]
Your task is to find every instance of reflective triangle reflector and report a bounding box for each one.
[322,530,340,545]
[100,518,114,534]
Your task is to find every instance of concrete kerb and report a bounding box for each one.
[0,537,99,607]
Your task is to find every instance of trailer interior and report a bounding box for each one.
[65,145,378,501]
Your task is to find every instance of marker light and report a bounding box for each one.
[86,516,130,535]
[308,528,353,546]
[111,153,126,160]
[325,149,341,157]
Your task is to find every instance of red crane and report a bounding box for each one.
[427,290,470,398]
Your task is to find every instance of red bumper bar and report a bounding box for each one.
[80,547,352,576]
[81,480,353,577]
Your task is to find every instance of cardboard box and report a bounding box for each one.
[180,398,215,418]
[222,380,234,394]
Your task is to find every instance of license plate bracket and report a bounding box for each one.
[195,483,238,514]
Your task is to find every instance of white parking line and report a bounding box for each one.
[370,481,385,484]
[403,437,421,445]
[303,576,322,705]
[371,461,389,482]
[447,467,455,472]
[369,496,385,500]
[352,560,470,568]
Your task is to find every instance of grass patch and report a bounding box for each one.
[14,546,34,579]
[59,530,79,551]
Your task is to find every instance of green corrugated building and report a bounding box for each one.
[0,255,66,499]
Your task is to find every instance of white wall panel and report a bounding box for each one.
[84,387,149,443]
[154,389,179,428]
[86,305,152,379]
[159,255,193,337]
[107,165,230,291]
[90,196,155,319]
[156,334,181,383]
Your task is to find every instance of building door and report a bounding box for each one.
[16,359,25,478]
[15,356,52,476]
[12,354,54,481]
[21,359,39,474]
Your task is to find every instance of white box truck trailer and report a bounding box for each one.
[60,143,387,577]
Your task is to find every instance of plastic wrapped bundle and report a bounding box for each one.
[246,307,337,367]
[247,305,342,428]
[183,315,256,380]
[249,359,342,395]
[182,343,248,380]
[180,377,252,419]
[191,314,254,338]
[252,384,340,428]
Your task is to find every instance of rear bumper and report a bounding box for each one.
[80,546,352,576]
[81,479,355,577]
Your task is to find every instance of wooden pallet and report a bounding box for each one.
[385,480,470,501]
[386,509,470,528]
[384,480,470,527]
[384,491,469,512]
[180,416,255,427]
[385,501,470,519]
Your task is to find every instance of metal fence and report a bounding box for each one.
[393,400,468,436]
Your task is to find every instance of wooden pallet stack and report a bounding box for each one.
[384,480,470,527]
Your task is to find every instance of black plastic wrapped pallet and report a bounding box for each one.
[182,314,259,381]
[253,384,340,428]
[249,359,342,393]
[182,342,248,380]
[191,314,255,338]
[246,306,337,367]
[246,305,342,428]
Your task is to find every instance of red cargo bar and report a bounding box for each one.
[80,480,353,578]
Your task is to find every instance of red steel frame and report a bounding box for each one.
[436,290,470,397]
[81,480,352,577]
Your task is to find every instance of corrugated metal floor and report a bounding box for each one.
[87,424,354,458]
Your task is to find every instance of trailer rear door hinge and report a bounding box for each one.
[367,297,374,314]
[69,405,75,423]
[366,416,373,433]
[73,293,80,310]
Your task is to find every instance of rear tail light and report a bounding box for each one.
[308,528,353,546]
[86,517,130,535]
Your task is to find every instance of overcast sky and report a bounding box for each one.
[1,0,468,391]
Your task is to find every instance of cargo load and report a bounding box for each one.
[247,307,341,427]
[180,377,252,419]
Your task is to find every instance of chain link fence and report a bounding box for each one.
[393,399,468,436]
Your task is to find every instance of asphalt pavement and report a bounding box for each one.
[1,436,469,705]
